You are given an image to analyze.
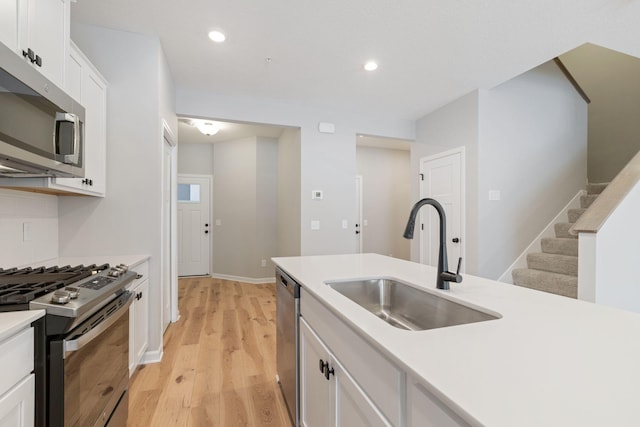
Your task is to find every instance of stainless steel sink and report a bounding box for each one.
[325,277,499,331]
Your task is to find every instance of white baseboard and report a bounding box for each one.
[498,190,584,284]
[209,272,276,284]
[141,348,163,365]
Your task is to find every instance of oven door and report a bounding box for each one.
[48,292,132,427]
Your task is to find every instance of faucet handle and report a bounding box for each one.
[440,257,463,284]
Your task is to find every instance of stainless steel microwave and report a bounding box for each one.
[0,42,85,178]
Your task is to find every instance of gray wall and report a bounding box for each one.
[414,61,587,279]
[277,128,302,257]
[211,137,279,279]
[356,146,410,260]
[177,143,214,175]
[477,61,587,279]
[58,24,177,355]
[560,44,640,183]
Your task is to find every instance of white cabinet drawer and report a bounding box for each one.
[301,289,403,426]
[128,261,149,290]
[0,374,35,427]
[0,328,33,398]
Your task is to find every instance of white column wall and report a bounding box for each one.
[582,180,640,313]
[58,23,176,357]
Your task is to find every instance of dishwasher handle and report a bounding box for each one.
[277,269,300,298]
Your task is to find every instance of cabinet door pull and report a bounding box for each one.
[324,365,334,381]
[319,359,328,374]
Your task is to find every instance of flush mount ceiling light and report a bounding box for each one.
[208,30,226,43]
[195,121,220,136]
[364,61,378,71]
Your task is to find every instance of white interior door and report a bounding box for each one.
[177,175,211,276]
[419,148,464,272]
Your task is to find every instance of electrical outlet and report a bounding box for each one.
[261,259,267,267]
[22,222,32,242]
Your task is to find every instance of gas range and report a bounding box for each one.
[0,263,136,332]
[0,262,136,427]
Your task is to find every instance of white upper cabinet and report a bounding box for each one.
[0,0,20,52]
[0,0,70,87]
[54,43,107,196]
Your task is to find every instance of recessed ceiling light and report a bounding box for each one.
[364,61,378,71]
[208,31,226,43]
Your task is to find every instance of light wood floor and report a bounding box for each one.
[126,277,292,427]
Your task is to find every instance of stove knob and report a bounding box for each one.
[52,290,71,304]
[66,287,79,299]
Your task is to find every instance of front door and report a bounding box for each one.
[419,148,464,272]
[177,175,211,276]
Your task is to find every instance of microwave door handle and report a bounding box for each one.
[70,113,80,164]
[63,295,133,357]
[54,112,79,164]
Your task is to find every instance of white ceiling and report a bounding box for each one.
[178,118,287,144]
[70,0,640,121]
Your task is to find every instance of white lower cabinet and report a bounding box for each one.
[0,326,35,427]
[300,318,391,427]
[298,287,471,427]
[0,375,34,427]
[128,262,149,376]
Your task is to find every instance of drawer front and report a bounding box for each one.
[301,289,403,426]
[0,374,35,427]
[127,261,149,291]
[0,328,34,398]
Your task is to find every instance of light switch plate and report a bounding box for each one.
[489,190,501,201]
[311,220,320,230]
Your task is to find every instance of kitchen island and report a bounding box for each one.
[273,253,640,426]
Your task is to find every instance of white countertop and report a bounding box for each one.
[0,310,44,342]
[30,254,150,269]
[273,253,640,427]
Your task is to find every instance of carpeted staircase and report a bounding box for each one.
[512,183,608,298]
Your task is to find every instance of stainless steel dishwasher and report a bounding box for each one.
[276,267,300,427]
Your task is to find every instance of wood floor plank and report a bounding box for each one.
[128,277,291,427]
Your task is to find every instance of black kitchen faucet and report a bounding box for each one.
[403,198,463,290]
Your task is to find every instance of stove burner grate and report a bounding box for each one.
[0,263,110,305]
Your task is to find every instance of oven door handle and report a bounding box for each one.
[64,294,133,354]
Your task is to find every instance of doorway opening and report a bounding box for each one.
[355,134,412,259]
[176,117,301,292]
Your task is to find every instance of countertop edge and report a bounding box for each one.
[0,310,45,343]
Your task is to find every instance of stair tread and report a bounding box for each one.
[554,222,577,238]
[567,208,587,223]
[587,182,609,195]
[580,194,599,209]
[527,252,578,276]
[541,237,578,256]
[512,268,577,298]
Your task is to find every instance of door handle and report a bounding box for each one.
[452,237,460,243]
